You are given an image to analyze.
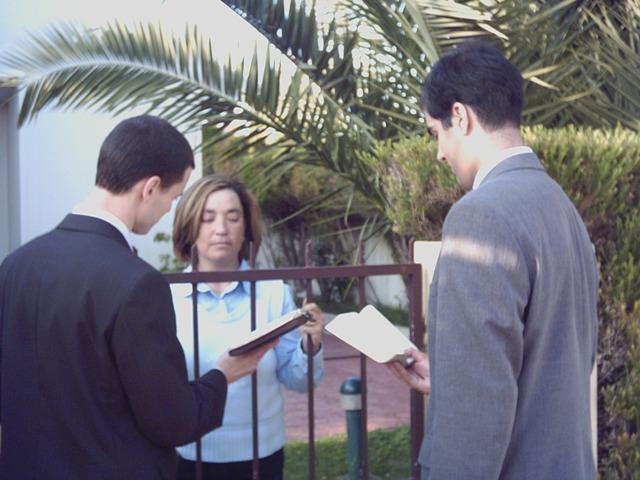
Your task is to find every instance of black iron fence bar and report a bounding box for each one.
[408,261,425,479]
[164,261,424,479]
[324,354,364,362]
[250,244,260,480]
[304,241,316,480]
[165,264,420,284]
[357,245,369,479]
[189,245,203,480]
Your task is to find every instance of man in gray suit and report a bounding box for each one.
[389,43,598,479]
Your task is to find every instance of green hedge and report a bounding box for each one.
[372,126,640,478]
[360,137,461,241]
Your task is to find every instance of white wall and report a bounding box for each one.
[363,235,409,308]
[18,112,121,242]
[15,110,203,266]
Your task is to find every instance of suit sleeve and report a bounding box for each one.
[425,203,530,478]
[111,270,227,448]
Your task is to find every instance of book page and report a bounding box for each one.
[326,305,416,363]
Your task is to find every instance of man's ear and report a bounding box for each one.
[451,102,471,135]
[141,176,162,201]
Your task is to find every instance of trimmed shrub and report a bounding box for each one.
[359,137,462,240]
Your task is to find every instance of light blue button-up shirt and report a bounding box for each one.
[171,260,324,462]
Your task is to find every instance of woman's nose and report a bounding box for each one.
[213,217,228,234]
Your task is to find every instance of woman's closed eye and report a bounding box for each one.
[201,213,216,223]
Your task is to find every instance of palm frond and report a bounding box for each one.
[343,0,509,139]
[220,0,359,104]
[0,20,388,206]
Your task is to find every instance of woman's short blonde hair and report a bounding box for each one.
[172,174,262,264]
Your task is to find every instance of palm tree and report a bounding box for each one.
[0,1,498,226]
[2,0,637,210]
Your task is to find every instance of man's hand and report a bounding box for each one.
[387,348,431,395]
[299,302,324,355]
[216,340,277,384]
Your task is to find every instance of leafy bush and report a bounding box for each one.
[527,126,640,249]
[153,232,188,273]
[600,301,640,478]
[362,137,463,240]
[370,125,640,477]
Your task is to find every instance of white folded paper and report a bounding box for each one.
[326,305,416,365]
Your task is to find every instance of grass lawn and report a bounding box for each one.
[284,426,412,479]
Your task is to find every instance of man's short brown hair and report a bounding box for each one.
[96,115,194,193]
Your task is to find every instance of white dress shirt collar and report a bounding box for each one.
[72,200,134,251]
[472,146,533,190]
[181,259,251,297]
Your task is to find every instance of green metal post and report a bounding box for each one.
[340,377,362,479]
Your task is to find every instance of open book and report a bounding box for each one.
[228,308,311,356]
[326,305,417,366]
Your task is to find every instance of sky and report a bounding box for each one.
[0,0,342,56]
[1,0,266,59]
[0,0,345,98]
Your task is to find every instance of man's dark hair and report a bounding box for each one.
[421,42,523,130]
[95,115,195,193]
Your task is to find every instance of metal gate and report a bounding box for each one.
[165,246,424,479]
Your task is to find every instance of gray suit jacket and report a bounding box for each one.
[420,153,598,479]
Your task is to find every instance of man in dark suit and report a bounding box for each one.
[0,115,273,479]
[389,43,598,479]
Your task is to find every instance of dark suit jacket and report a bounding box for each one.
[0,214,227,479]
[420,154,598,479]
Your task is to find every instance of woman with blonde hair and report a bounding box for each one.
[171,174,324,480]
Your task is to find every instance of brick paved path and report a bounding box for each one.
[283,332,411,441]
